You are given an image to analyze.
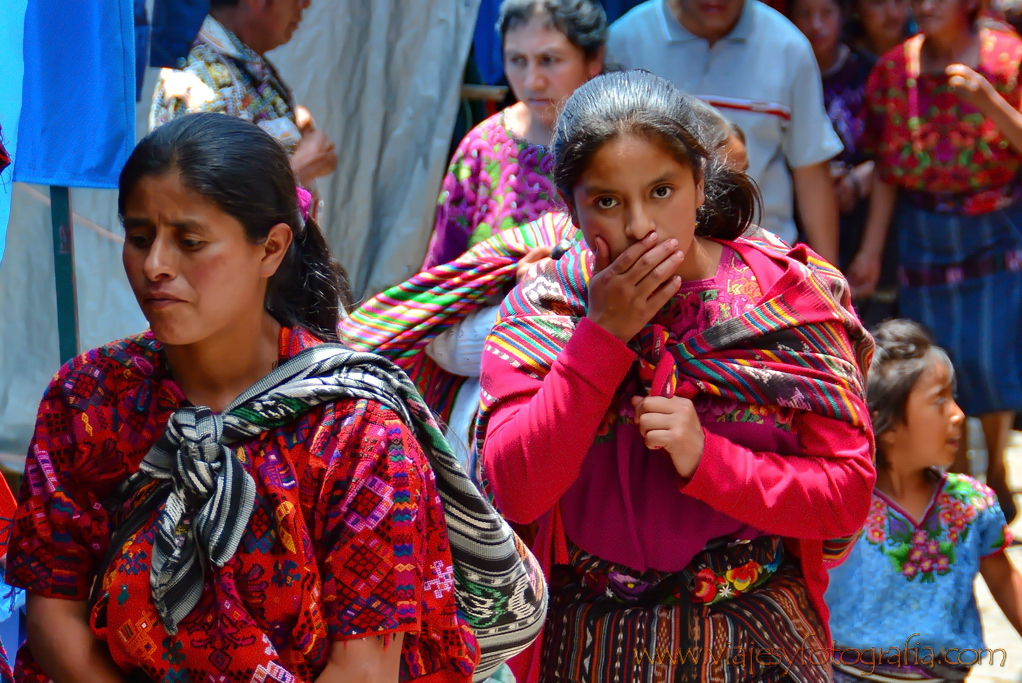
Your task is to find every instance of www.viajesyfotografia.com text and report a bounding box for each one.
[640,634,1008,673]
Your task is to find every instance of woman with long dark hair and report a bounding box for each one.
[6,114,478,683]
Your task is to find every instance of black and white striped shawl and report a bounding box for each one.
[103,344,546,680]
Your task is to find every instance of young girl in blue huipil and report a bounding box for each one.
[826,319,1022,682]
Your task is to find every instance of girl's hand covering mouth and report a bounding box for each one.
[586,232,685,343]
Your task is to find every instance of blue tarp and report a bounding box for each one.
[13,0,136,189]
[149,0,209,69]
[472,0,645,86]
[136,0,210,96]
[474,1,505,86]
[135,0,151,97]
[0,0,28,266]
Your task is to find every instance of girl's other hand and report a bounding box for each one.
[947,64,999,113]
[632,395,704,478]
[586,233,684,343]
[516,245,555,283]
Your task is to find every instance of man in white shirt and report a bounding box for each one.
[608,0,842,262]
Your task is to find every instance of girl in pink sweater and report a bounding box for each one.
[475,71,877,683]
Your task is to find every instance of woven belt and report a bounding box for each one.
[902,185,1022,216]
[564,535,784,606]
[899,248,1022,287]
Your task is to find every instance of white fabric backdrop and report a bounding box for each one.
[0,0,479,456]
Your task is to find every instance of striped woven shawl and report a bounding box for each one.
[339,212,577,426]
[99,344,547,679]
[478,233,875,565]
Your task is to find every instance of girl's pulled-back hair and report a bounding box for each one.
[688,97,736,152]
[868,319,957,468]
[118,113,349,341]
[688,98,746,152]
[552,70,761,239]
[498,0,609,60]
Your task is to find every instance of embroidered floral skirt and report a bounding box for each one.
[539,537,830,683]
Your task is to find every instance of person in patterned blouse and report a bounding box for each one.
[7,114,477,683]
[847,0,1022,523]
[826,319,1022,682]
[149,0,337,189]
[421,0,608,270]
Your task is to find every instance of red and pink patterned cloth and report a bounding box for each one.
[864,28,1022,200]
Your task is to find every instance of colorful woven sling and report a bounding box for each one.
[478,233,876,566]
[339,212,577,426]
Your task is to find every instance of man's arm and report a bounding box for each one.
[291,129,337,185]
[782,34,843,264]
[792,161,840,264]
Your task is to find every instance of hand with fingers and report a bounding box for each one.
[947,63,1000,113]
[632,395,704,478]
[586,232,685,344]
[847,249,881,299]
[295,105,316,135]
[516,245,555,283]
[292,129,338,185]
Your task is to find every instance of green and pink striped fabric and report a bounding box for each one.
[339,212,577,426]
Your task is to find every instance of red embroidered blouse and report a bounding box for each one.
[863,29,1022,195]
[8,327,478,683]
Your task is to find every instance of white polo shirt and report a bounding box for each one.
[608,0,843,244]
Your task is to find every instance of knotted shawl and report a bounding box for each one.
[102,344,547,679]
[339,212,577,426]
[478,233,875,565]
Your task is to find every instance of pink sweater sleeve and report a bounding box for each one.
[683,414,875,539]
[481,319,875,537]
[480,318,636,523]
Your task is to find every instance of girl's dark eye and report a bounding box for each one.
[653,186,673,199]
[180,239,203,249]
[127,234,151,248]
[597,197,618,209]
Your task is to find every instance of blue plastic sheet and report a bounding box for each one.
[135,0,151,98]
[0,0,28,266]
[13,0,136,189]
[149,0,209,69]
